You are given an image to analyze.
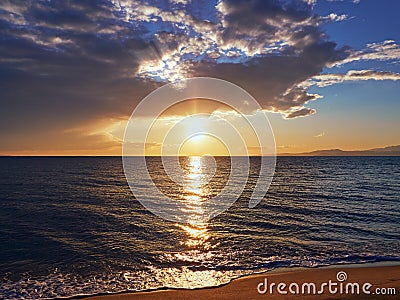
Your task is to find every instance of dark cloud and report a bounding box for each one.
[220,0,311,45]
[0,0,160,141]
[192,41,345,113]
[285,107,316,119]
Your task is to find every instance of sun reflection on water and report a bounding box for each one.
[176,156,218,252]
[159,156,228,288]
[184,156,204,198]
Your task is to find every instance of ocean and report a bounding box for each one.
[0,156,399,299]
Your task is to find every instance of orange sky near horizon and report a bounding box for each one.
[1,98,399,157]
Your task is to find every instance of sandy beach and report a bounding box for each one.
[83,263,400,300]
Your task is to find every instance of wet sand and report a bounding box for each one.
[82,263,400,300]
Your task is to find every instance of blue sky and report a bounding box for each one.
[297,0,400,151]
[315,0,400,48]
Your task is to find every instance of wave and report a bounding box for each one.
[2,255,400,299]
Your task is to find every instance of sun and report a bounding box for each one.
[186,115,208,135]
[189,135,206,144]
[179,134,229,156]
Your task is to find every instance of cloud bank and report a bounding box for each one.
[0,0,398,152]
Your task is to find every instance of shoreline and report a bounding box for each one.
[75,261,400,300]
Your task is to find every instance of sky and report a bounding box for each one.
[0,0,399,155]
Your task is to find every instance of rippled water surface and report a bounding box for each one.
[0,156,399,299]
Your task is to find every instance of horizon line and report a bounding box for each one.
[1,154,399,158]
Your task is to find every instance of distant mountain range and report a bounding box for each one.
[280,145,400,156]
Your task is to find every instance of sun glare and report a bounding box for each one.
[187,115,207,134]
[136,100,255,156]
[189,135,206,144]
[179,134,229,156]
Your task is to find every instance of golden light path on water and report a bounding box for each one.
[124,156,250,290]
[141,156,242,288]
[177,156,214,250]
